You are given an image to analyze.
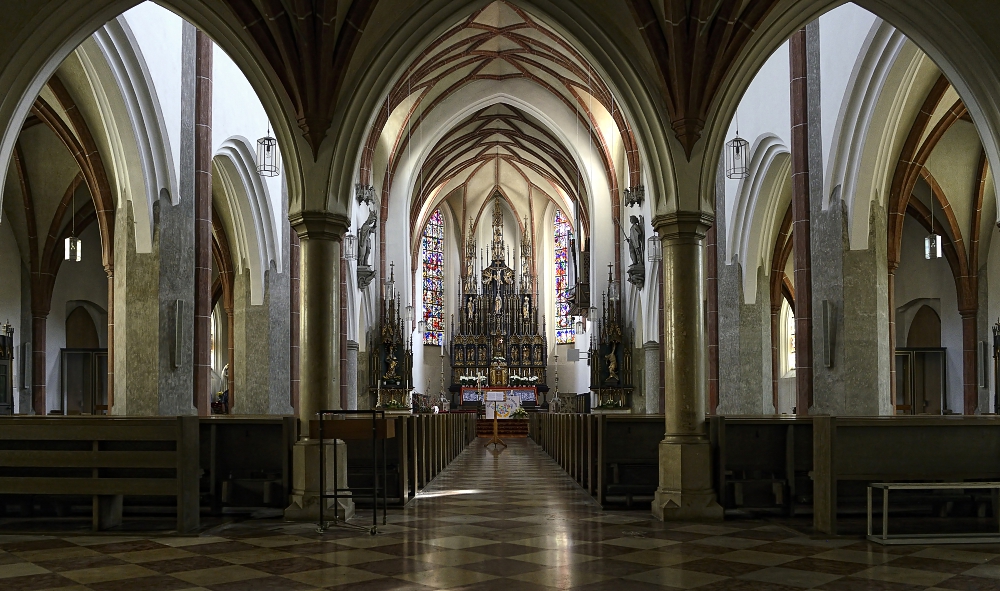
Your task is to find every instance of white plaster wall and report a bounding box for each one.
[895,216,963,412]
[819,4,878,178]
[212,43,284,263]
[0,220,22,412]
[121,3,182,190]
[45,223,109,412]
[724,43,791,238]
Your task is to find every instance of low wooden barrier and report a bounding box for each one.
[199,416,296,512]
[529,413,664,507]
[708,416,812,516]
[0,416,199,532]
[813,415,1000,534]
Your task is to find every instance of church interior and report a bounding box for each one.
[2,0,1000,589]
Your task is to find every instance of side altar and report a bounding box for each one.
[588,267,635,411]
[448,195,549,400]
[366,265,414,410]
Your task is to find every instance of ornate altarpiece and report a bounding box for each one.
[448,195,549,394]
[588,276,634,409]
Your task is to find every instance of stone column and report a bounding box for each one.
[156,22,196,416]
[285,211,354,521]
[346,340,359,410]
[106,267,114,412]
[790,28,814,414]
[651,213,723,520]
[31,314,45,414]
[962,310,978,414]
[290,228,300,412]
[643,341,660,414]
[192,29,213,416]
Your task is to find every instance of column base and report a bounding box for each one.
[284,438,355,522]
[651,438,723,521]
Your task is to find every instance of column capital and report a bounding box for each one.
[651,211,714,241]
[289,211,350,242]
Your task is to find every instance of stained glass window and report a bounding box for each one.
[422,209,445,345]
[554,209,574,344]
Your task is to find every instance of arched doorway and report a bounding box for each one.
[897,304,946,414]
[62,304,107,415]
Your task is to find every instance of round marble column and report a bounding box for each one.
[285,211,354,521]
[651,213,723,521]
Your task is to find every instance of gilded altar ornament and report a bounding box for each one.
[522,295,530,320]
[605,342,618,382]
[384,350,399,380]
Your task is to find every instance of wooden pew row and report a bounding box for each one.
[346,413,477,504]
[0,416,200,532]
[529,413,664,507]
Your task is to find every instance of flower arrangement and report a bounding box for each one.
[509,375,539,386]
[510,407,529,420]
[459,375,487,386]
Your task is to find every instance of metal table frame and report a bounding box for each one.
[867,481,1000,545]
[317,409,389,535]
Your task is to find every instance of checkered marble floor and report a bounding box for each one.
[2,439,1000,590]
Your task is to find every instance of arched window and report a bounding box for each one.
[554,209,574,344]
[780,298,796,375]
[422,209,445,345]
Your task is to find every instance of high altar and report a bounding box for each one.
[449,195,548,403]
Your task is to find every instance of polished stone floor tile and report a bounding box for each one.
[4,438,1000,590]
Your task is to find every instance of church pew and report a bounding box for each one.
[813,415,1000,534]
[199,416,295,512]
[708,416,812,515]
[0,416,199,532]
[530,413,664,507]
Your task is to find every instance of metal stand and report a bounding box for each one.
[317,409,389,535]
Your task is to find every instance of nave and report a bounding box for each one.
[0,439,999,590]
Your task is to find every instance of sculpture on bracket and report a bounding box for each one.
[624,214,645,290]
[356,205,377,291]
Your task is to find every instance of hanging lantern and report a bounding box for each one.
[256,128,280,177]
[608,279,621,303]
[925,234,942,259]
[405,305,414,323]
[343,232,357,261]
[725,135,750,180]
[384,263,396,301]
[647,234,662,262]
[64,189,81,262]
[575,318,584,336]
[417,320,427,334]
[64,236,82,262]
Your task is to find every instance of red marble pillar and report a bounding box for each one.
[193,30,213,415]
[290,229,301,412]
[106,268,114,413]
[31,315,46,415]
[887,265,897,411]
[962,310,978,414]
[789,29,813,414]
[706,221,719,414]
[340,257,348,410]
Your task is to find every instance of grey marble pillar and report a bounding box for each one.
[285,212,354,521]
[651,214,722,521]
[346,340,359,410]
[643,341,660,414]
[156,20,196,416]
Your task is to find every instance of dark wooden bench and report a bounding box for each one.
[813,415,1000,534]
[0,416,199,532]
[709,416,812,515]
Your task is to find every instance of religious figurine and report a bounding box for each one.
[625,214,646,290]
[522,295,530,320]
[605,342,619,383]
[467,295,475,320]
[356,206,377,290]
[384,349,399,380]
[494,294,502,314]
